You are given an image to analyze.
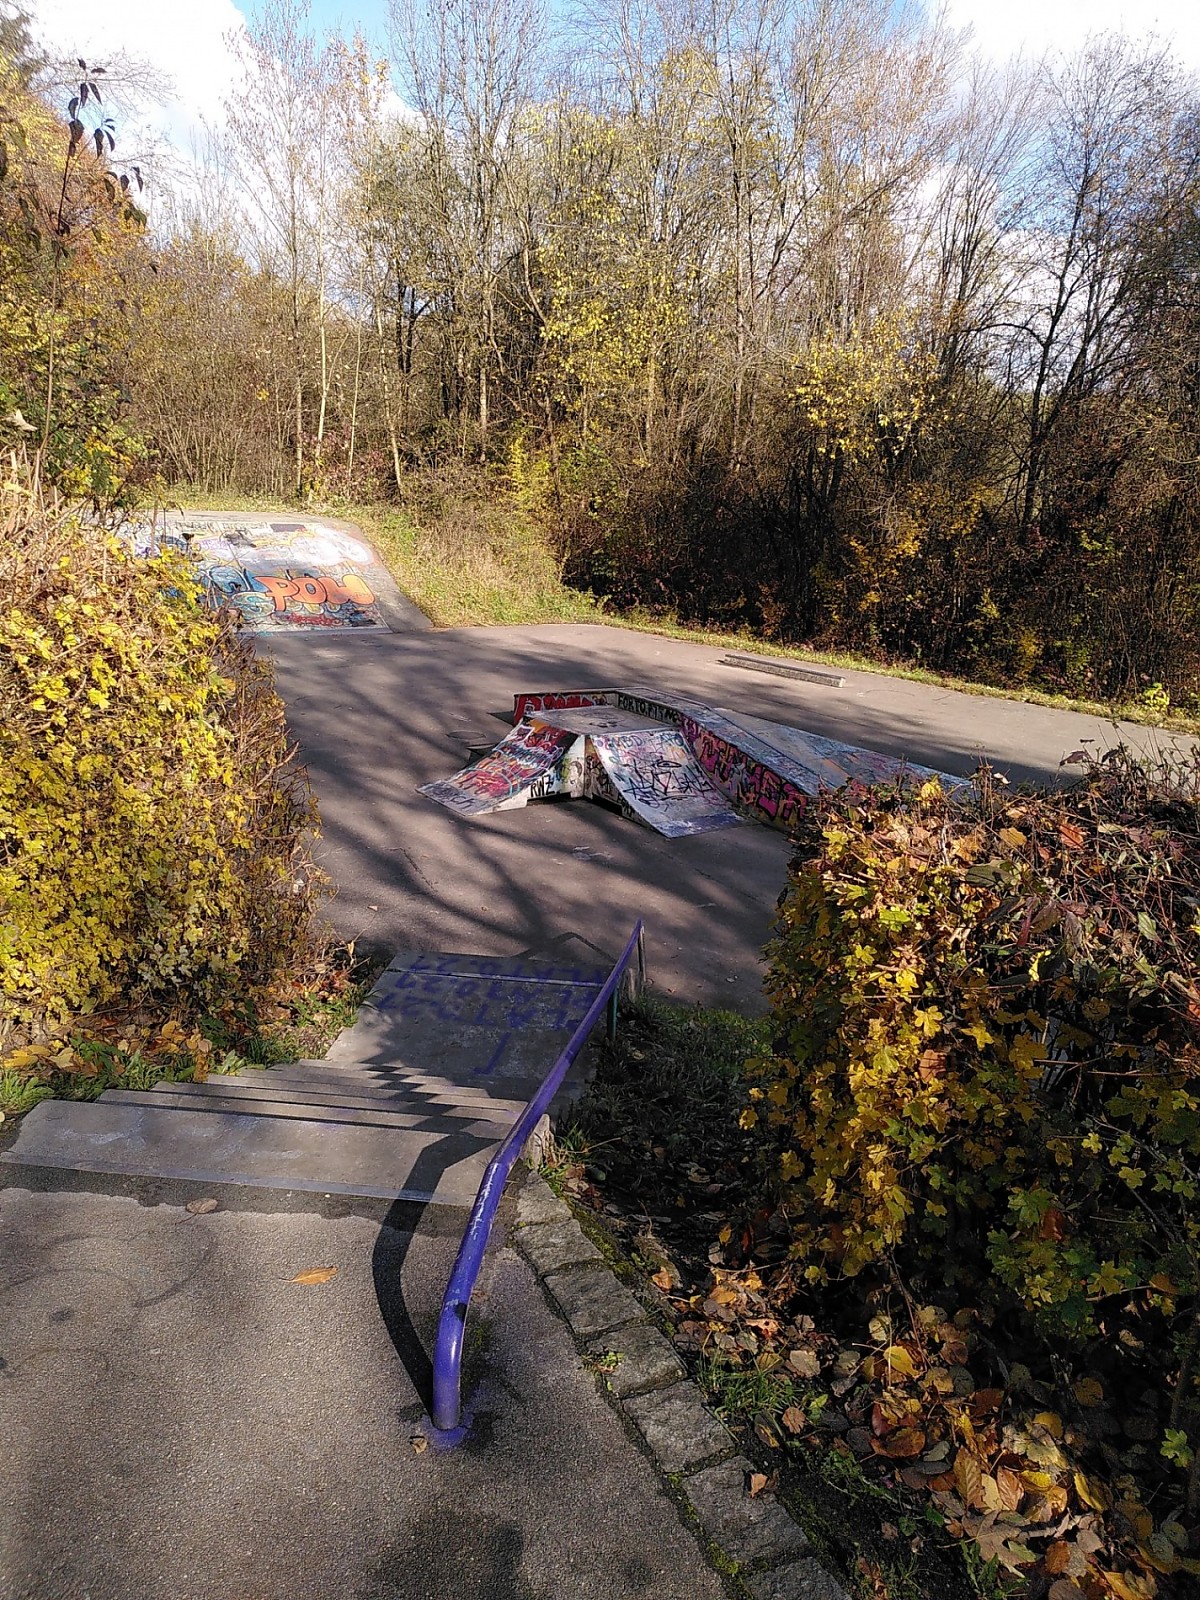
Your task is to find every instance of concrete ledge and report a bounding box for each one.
[541,1263,645,1338]
[518,1218,603,1276]
[719,654,845,689]
[515,1177,572,1228]
[623,1382,736,1474]
[682,1456,810,1569]
[587,1322,686,1398]
[746,1559,853,1600]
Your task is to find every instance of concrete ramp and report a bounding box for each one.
[418,721,581,816]
[419,684,968,838]
[589,728,745,838]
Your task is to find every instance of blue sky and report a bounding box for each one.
[26,0,1200,159]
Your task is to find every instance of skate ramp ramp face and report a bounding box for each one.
[419,685,968,837]
[126,513,420,632]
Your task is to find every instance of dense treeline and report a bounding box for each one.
[4,0,1200,704]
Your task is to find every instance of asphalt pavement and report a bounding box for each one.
[0,1180,730,1600]
[260,618,1190,1014]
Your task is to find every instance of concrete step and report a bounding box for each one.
[230,1066,527,1116]
[105,1089,515,1139]
[0,1097,501,1205]
[152,1075,520,1121]
[320,1022,588,1086]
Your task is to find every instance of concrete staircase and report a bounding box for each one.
[1,946,611,1206]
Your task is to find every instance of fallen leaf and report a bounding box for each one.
[955,1448,984,1509]
[1073,1377,1104,1407]
[1045,1542,1072,1575]
[782,1406,807,1434]
[1035,1411,1064,1438]
[185,1198,219,1215]
[876,1428,926,1459]
[884,1344,918,1379]
[651,1268,674,1291]
[788,1348,820,1378]
[1048,1582,1086,1600]
[981,1474,1005,1512]
[291,1266,338,1285]
[748,1472,768,1497]
[971,1387,1005,1417]
[996,1467,1024,1511]
[754,1416,781,1449]
[410,1435,428,1454]
[1073,1471,1112,1512]
[1027,1487,1069,1522]
[1102,1572,1156,1600]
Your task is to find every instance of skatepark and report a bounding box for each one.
[2,514,1189,1600]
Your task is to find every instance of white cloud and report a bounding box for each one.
[28,0,250,148]
[942,0,1200,75]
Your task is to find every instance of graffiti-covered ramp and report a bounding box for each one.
[419,702,745,838]
[128,512,429,634]
[419,685,968,837]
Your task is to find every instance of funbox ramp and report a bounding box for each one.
[419,703,745,838]
[421,686,967,836]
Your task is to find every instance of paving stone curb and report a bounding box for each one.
[513,1172,852,1600]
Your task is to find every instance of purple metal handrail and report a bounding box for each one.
[430,920,646,1434]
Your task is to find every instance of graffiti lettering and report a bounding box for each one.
[513,690,611,720]
[420,723,578,815]
[257,570,376,612]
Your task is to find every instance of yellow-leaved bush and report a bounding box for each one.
[751,760,1200,1345]
[0,494,321,1049]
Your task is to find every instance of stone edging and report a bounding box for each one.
[513,1173,851,1600]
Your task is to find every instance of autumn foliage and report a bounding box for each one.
[0,484,322,1057]
[735,757,1200,1589]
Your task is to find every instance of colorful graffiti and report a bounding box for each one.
[590,729,744,837]
[128,515,389,631]
[681,717,809,832]
[202,563,381,629]
[419,722,579,816]
[513,689,612,720]
[421,685,969,838]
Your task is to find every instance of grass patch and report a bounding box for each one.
[159,481,1199,732]
[559,998,766,1241]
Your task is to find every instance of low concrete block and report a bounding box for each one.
[515,1176,571,1228]
[518,1219,602,1276]
[542,1264,644,1338]
[746,1558,851,1600]
[720,654,845,689]
[622,1382,734,1473]
[682,1456,809,1570]
[587,1322,686,1398]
